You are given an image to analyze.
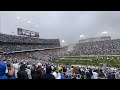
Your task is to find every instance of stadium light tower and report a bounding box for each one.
[61,40,65,46]
[101,31,108,37]
[62,40,65,43]
[80,35,85,39]
[16,17,20,19]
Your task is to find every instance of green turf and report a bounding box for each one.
[51,55,120,68]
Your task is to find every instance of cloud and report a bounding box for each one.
[0,11,120,45]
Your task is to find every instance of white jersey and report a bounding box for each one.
[92,72,98,79]
[56,73,61,79]
[67,68,72,75]
[25,68,32,79]
[13,63,19,78]
[52,72,58,79]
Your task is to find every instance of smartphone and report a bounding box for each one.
[7,63,12,70]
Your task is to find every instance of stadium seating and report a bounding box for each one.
[0,33,60,52]
[74,39,120,55]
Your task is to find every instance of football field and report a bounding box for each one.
[51,55,120,68]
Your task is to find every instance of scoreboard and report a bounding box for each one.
[17,28,39,38]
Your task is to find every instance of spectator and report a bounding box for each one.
[13,63,19,78]
[115,71,120,79]
[85,70,92,79]
[92,70,98,79]
[33,68,43,79]
[41,66,55,79]
[0,61,15,79]
[98,69,105,79]
[25,66,32,79]
[52,68,58,79]
[61,72,66,79]
[17,64,29,79]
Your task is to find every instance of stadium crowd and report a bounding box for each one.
[2,48,68,61]
[0,33,60,44]
[0,44,59,52]
[0,33,60,52]
[0,59,120,79]
[0,33,120,79]
[74,39,120,55]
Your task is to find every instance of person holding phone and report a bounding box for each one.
[0,61,15,79]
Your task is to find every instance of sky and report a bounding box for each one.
[0,11,120,45]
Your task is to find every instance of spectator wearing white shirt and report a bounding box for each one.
[92,70,98,79]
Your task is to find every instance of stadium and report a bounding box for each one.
[0,33,67,60]
[0,11,120,79]
[52,35,120,68]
